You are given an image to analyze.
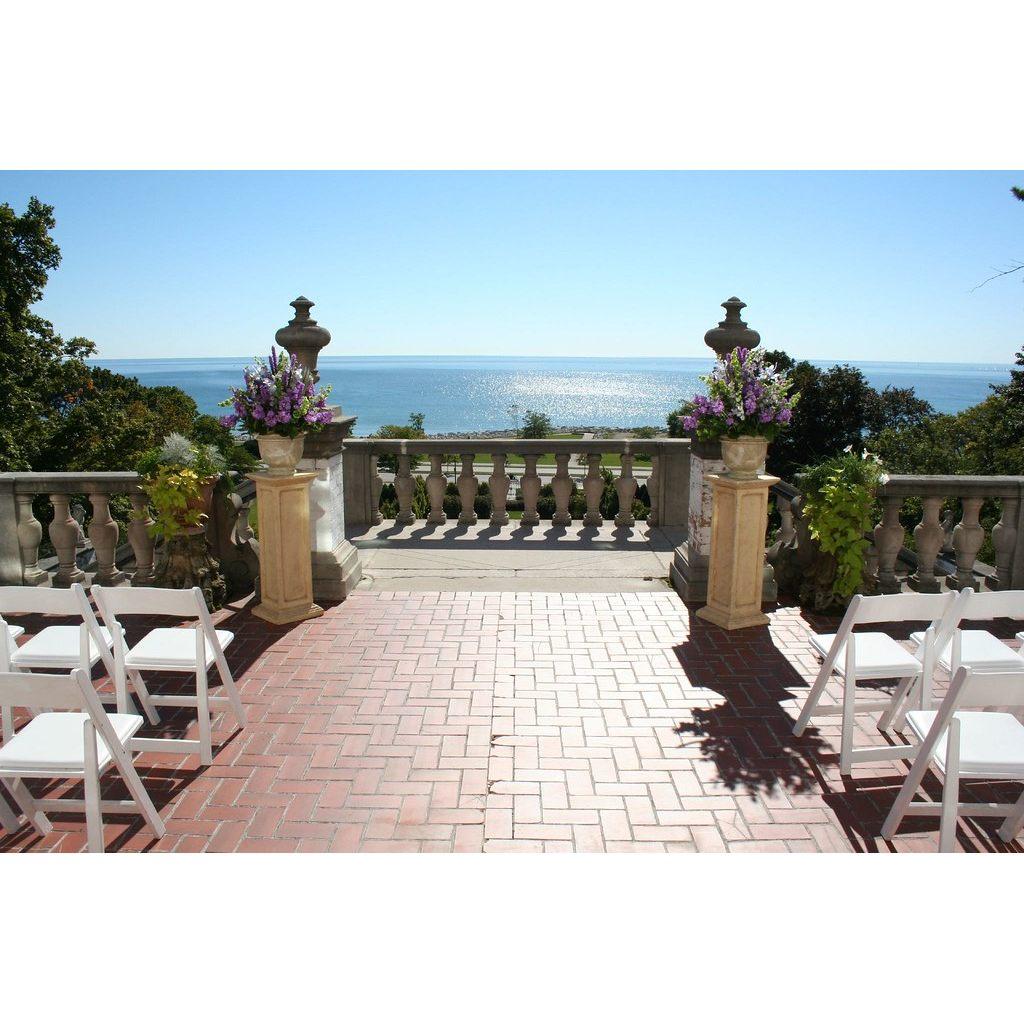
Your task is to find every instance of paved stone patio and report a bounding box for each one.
[2,590,1022,853]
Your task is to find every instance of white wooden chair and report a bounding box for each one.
[92,585,246,766]
[0,668,165,852]
[889,588,1024,730]
[792,592,955,775]
[0,583,159,742]
[881,666,1024,851]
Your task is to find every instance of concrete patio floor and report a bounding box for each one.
[2,589,1023,853]
[350,522,682,592]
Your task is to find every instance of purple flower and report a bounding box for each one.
[682,415,698,431]
[777,408,792,423]
[219,413,239,428]
[710,398,725,415]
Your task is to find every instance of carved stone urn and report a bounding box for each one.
[256,434,306,477]
[720,436,768,480]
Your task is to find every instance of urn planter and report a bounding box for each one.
[256,433,307,477]
[720,435,768,480]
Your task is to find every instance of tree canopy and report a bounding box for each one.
[0,197,246,474]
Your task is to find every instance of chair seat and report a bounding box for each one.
[7,624,24,642]
[909,630,1024,673]
[906,709,1024,778]
[810,631,922,679]
[124,628,233,671]
[11,626,113,669]
[0,712,143,774]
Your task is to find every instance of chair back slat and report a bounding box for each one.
[0,669,87,711]
[93,585,203,620]
[851,592,955,626]
[0,586,81,617]
[958,589,1024,623]
[960,669,1024,709]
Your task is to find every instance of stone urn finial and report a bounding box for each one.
[703,296,761,357]
[275,295,331,378]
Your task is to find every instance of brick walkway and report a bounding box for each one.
[2,590,1022,853]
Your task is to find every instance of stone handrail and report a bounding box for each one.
[769,474,1024,593]
[342,437,691,531]
[0,471,257,591]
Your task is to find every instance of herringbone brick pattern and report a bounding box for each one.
[2,591,1022,852]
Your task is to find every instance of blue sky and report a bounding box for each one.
[2,171,1021,363]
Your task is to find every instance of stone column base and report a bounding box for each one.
[312,538,363,602]
[671,543,776,603]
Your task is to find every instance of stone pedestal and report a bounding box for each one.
[249,471,324,625]
[696,472,779,630]
[299,412,362,602]
[671,440,776,603]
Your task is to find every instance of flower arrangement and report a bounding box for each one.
[136,433,226,539]
[682,347,797,441]
[219,347,333,438]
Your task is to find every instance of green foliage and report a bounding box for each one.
[373,413,427,473]
[519,410,552,439]
[140,465,204,540]
[801,453,885,600]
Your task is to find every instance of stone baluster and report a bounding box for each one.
[991,494,1020,591]
[488,453,510,527]
[775,494,796,547]
[15,494,48,585]
[426,454,447,524]
[370,455,384,526]
[521,454,541,526]
[910,495,945,593]
[48,494,86,587]
[873,495,905,594]
[950,496,985,590]
[582,454,604,527]
[127,492,156,585]
[551,453,572,526]
[614,454,637,528]
[457,455,478,525]
[395,453,416,525]
[646,452,660,528]
[87,492,124,585]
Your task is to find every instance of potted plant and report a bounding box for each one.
[682,346,798,478]
[136,433,228,607]
[219,346,334,476]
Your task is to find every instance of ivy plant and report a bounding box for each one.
[800,451,885,601]
[137,433,226,540]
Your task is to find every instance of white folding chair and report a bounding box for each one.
[890,588,1024,730]
[0,584,159,742]
[92,586,246,766]
[0,668,165,851]
[792,592,955,775]
[881,666,1024,851]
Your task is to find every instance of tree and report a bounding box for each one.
[864,386,934,435]
[0,196,229,475]
[519,410,552,439]
[372,412,427,472]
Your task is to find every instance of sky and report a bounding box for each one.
[1,170,1022,363]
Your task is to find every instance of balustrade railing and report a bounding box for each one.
[342,438,691,533]
[769,474,1024,593]
[0,472,257,590]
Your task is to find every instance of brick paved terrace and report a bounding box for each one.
[2,589,1023,853]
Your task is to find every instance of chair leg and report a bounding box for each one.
[0,787,20,832]
[196,663,213,766]
[214,651,246,727]
[793,660,833,737]
[1,704,12,744]
[839,673,857,776]
[938,718,961,853]
[997,789,1024,844]
[3,777,52,836]
[878,675,915,733]
[111,749,166,840]
[83,723,104,853]
[129,670,161,725]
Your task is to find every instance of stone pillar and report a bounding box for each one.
[582,455,604,527]
[276,296,362,602]
[426,454,447,524]
[910,495,944,593]
[49,494,86,587]
[488,454,510,527]
[521,455,541,526]
[457,455,478,525]
[696,472,779,630]
[16,494,48,586]
[249,471,324,624]
[551,454,572,526]
[0,478,22,586]
[671,297,771,602]
[614,454,637,527]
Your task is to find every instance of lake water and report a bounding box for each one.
[90,355,1012,436]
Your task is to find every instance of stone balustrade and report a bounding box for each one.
[770,474,1024,594]
[0,472,257,591]
[342,438,691,532]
